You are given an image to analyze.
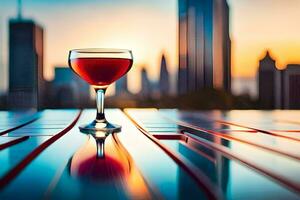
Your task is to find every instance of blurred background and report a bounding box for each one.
[0,0,300,110]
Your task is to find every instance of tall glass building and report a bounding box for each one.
[178,0,231,94]
[9,18,44,109]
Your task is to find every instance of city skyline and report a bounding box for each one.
[1,0,300,95]
[0,0,177,94]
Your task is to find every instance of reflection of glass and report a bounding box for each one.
[93,131,108,158]
[70,134,154,199]
[68,48,133,134]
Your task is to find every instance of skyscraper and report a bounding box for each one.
[257,51,300,109]
[178,0,231,94]
[257,51,281,109]
[140,68,152,98]
[283,64,300,109]
[0,19,4,93]
[213,0,231,91]
[159,54,170,96]
[8,18,44,109]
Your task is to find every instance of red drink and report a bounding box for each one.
[70,57,132,86]
[68,48,133,133]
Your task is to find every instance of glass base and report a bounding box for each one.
[79,120,121,135]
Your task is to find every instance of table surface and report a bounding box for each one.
[0,109,300,200]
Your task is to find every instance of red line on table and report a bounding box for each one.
[124,110,223,200]
[161,115,300,161]
[183,132,300,195]
[0,136,30,151]
[0,118,39,136]
[216,120,300,142]
[0,110,82,189]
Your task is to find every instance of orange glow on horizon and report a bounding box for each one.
[230,0,300,78]
[43,1,300,83]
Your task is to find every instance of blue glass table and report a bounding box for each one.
[0,109,299,199]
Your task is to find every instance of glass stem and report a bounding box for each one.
[95,88,106,122]
[96,138,105,159]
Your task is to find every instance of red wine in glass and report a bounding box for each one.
[68,48,133,134]
[70,57,133,87]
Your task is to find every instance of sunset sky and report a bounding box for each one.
[229,0,300,75]
[0,0,300,94]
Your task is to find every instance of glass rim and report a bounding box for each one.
[69,48,132,54]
